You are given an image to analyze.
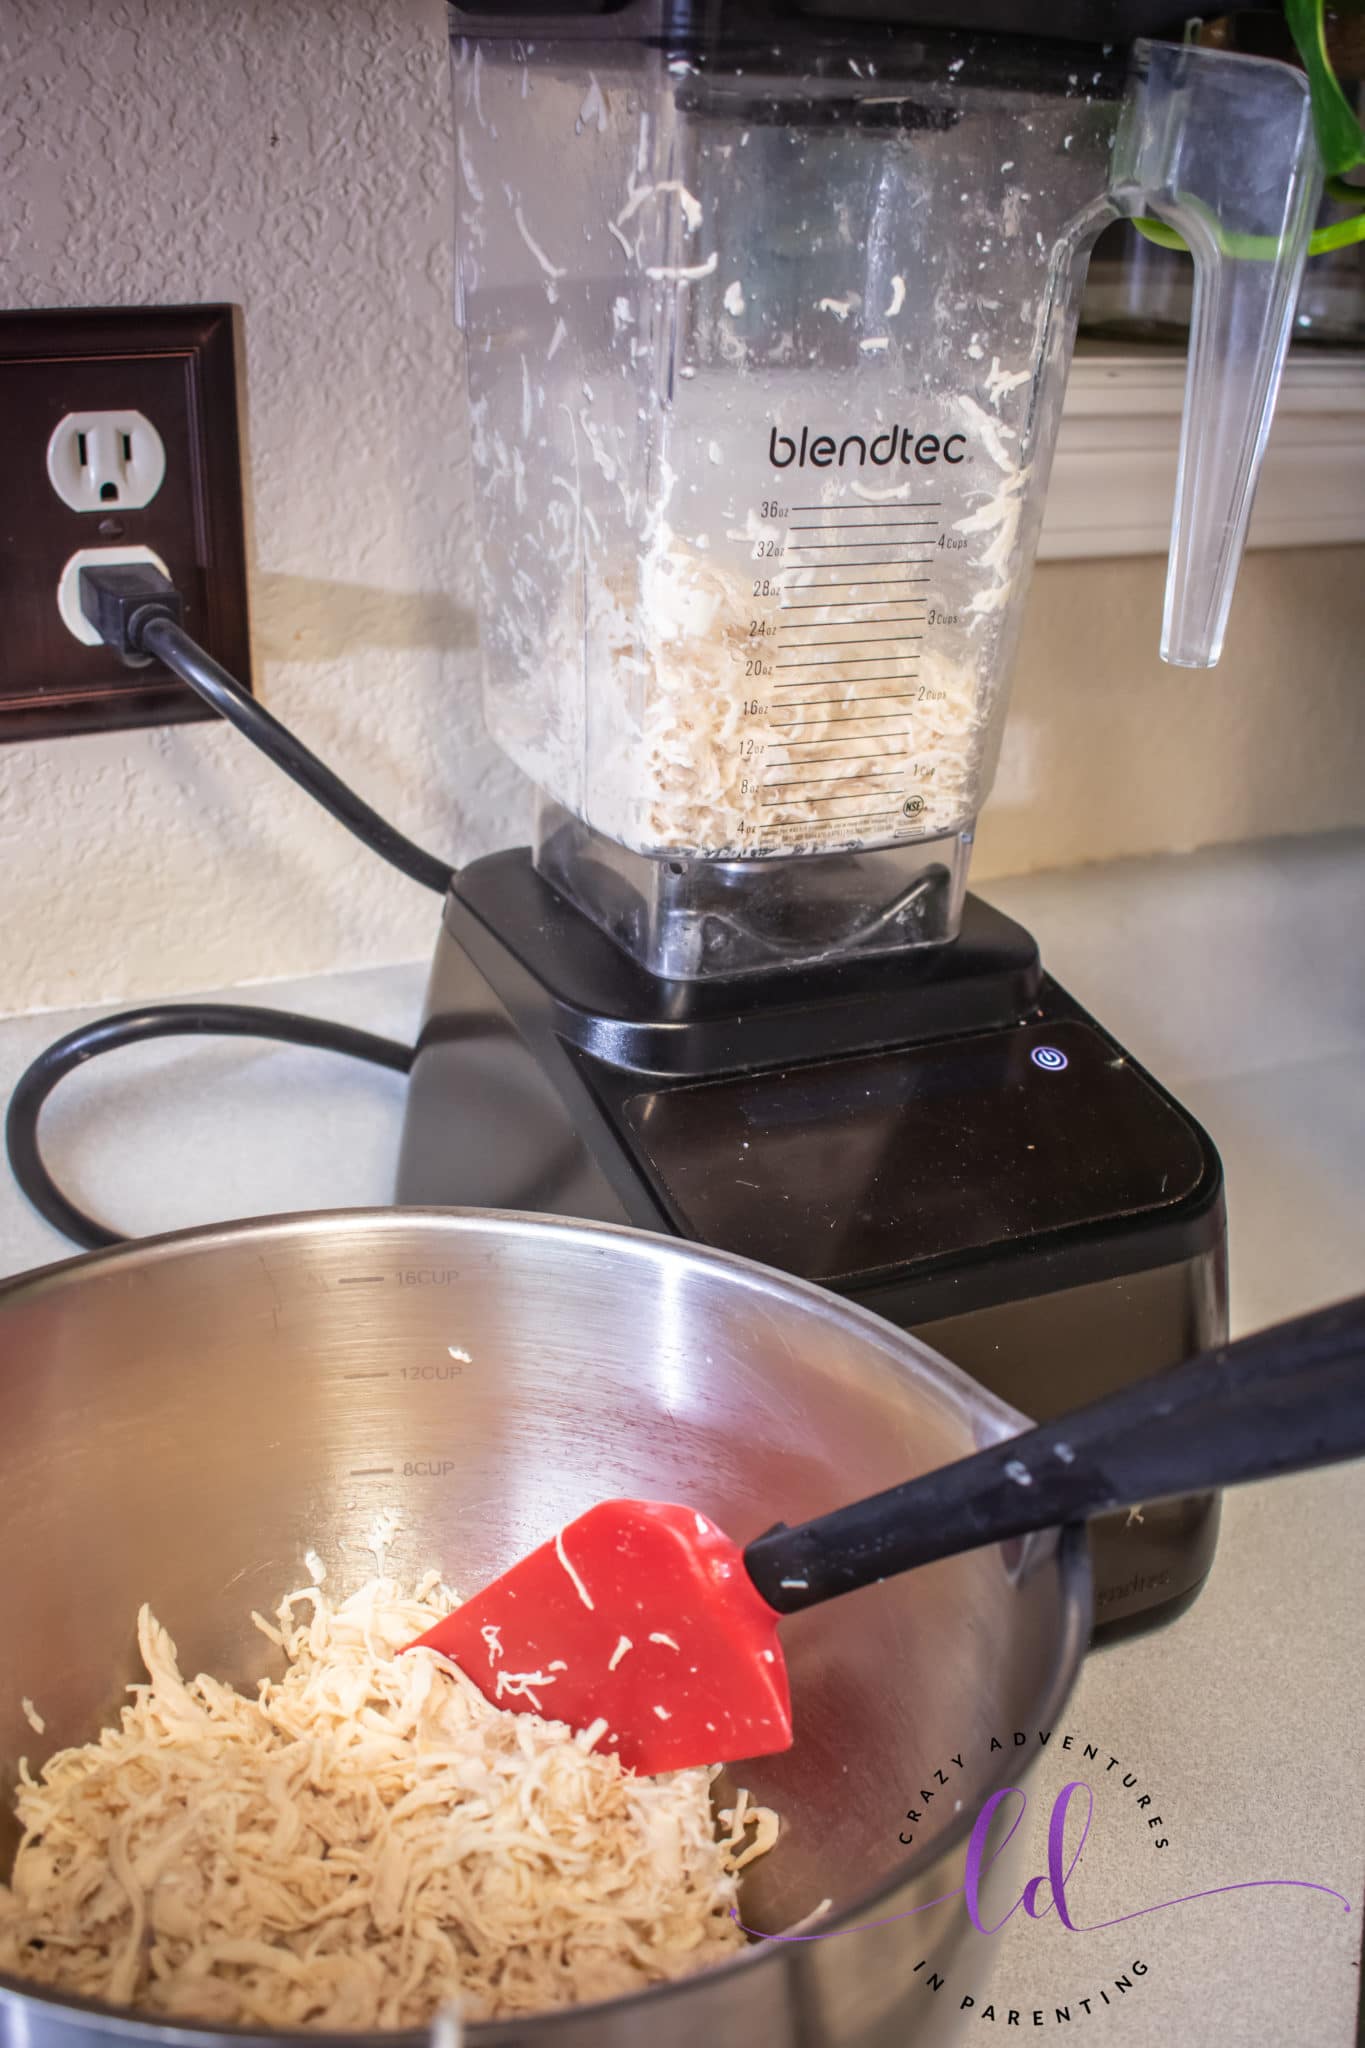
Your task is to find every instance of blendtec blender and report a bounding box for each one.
[398,1,1320,1631]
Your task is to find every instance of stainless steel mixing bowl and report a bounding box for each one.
[0,1210,1090,2048]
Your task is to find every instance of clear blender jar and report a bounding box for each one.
[451,7,1318,976]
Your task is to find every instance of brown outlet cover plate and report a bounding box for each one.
[0,305,252,741]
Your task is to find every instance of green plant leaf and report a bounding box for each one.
[1132,210,1365,257]
[1133,217,1191,251]
[1131,6,1365,261]
[1284,0,1365,176]
[1309,210,1365,251]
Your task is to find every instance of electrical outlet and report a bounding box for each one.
[47,410,167,514]
[56,545,172,647]
[0,307,251,741]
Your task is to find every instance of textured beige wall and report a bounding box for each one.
[1,0,1362,1017]
[1,0,521,1018]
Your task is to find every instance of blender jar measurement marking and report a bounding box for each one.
[781,575,932,588]
[776,680,918,693]
[765,772,907,792]
[778,636,925,649]
[763,792,903,807]
[774,718,922,732]
[741,496,955,839]
[786,503,942,513]
[768,755,904,774]
[775,704,919,720]
[776,655,919,668]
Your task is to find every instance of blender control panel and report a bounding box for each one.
[620,1021,1212,1285]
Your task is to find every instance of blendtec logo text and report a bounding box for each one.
[768,424,968,470]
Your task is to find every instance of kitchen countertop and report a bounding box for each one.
[0,833,1361,2045]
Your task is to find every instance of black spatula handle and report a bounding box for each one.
[744,1293,1365,1615]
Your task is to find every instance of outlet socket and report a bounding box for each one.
[47,410,167,514]
[56,545,172,650]
[0,306,251,741]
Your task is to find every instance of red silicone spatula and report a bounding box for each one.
[406,1294,1365,1774]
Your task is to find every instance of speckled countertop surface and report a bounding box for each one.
[0,834,1361,2045]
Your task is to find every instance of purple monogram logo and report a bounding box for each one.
[734,1778,1350,1945]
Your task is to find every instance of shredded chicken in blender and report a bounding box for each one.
[0,1571,778,2029]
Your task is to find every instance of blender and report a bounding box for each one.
[397,0,1321,1631]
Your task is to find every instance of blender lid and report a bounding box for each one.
[447,0,1253,45]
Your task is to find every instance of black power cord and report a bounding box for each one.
[81,565,456,897]
[5,564,453,1251]
[7,1007,415,1252]
[138,616,455,897]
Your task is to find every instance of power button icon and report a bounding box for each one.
[1031,1045,1069,1072]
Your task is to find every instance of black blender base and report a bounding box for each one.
[920,1276,1223,1637]
[397,850,1228,1638]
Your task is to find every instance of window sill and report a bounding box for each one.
[1038,343,1365,560]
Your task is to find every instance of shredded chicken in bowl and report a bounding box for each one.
[0,1567,778,2029]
